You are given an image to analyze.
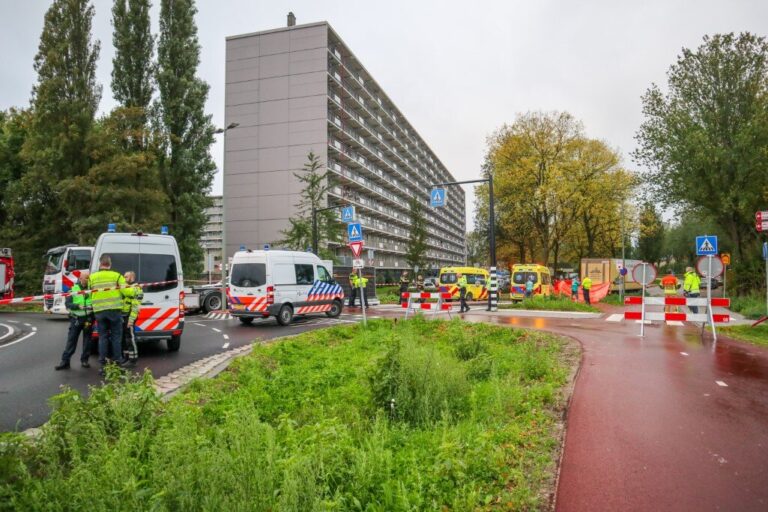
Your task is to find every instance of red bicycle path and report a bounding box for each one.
[370,305,768,510]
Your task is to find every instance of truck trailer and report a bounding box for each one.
[580,258,643,292]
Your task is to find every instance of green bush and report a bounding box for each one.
[729,293,767,320]
[1,318,574,511]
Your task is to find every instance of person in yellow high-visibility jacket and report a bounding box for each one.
[89,255,136,373]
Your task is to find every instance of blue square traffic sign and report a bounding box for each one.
[341,206,355,223]
[430,188,446,207]
[347,222,363,242]
[695,235,718,256]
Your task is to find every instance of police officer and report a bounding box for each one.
[457,272,470,313]
[89,255,135,374]
[121,271,142,367]
[582,275,593,305]
[347,272,358,307]
[55,272,93,370]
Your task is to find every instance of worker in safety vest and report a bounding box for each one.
[347,272,358,307]
[399,271,410,305]
[55,272,93,370]
[121,271,143,366]
[582,276,593,305]
[660,270,679,313]
[89,255,135,374]
[683,266,702,314]
[457,272,470,313]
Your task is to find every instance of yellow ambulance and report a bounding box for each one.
[510,264,552,301]
[438,266,490,301]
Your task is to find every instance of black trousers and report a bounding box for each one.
[459,289,469,312]
[583,289,591,305]
[61,316,92,364]
[350,288,368,307]
[348,287,357,306]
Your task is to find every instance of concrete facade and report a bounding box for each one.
[224,21,465,269]
[200,195,223,274]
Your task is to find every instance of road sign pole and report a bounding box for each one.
[707,255,717,342]
[723,263,727,298]
[640,263,647,337]
[359,267,367,327]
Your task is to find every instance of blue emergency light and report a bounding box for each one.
[160,225,169,235]
[240,245,246,251]
[107,223,116,233]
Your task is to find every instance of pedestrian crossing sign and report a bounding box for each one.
[347,223,363,242]
[695,235,718,256]
[341,206,355,223]
[430,188,446,207]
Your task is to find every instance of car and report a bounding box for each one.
[228,249,344,326]
[423,277,438,290]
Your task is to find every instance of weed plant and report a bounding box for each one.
[729,293,767,320]
[1,318,573,511]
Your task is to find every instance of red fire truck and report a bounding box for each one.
[0,248,14,300]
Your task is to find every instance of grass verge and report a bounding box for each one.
[499,295,600,313]
[0,318,578,511]
[720,323,768,348]
[729,294,767,320]
[0,302,43,314]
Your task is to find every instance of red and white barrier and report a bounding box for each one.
[624,294,731,339]
[401,292,453,318]
[0,279,179,306]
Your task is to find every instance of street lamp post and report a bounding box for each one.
[215,122,239,311]
[430,175,497,312]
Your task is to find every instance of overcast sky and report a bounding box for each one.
[2,0,767,227]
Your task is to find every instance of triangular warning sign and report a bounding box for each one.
[699,239,714,253]
[348,241,364,258]
[350,225,360,238]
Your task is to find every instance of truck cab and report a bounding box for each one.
[0,248,13,300]
[43,245,93,314]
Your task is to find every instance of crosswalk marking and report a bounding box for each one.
[606,314,623,322]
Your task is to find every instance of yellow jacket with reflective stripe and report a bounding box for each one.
[122,284,143,321]
[683,272,701,294]
[89,270,128,312]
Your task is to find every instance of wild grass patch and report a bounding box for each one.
[1,318,576,511]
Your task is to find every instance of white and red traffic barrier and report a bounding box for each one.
[401,292,453,318]
[624,295,731,338]
[0,280,179,306]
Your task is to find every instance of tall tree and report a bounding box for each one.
[6,0,100,291]
[634,33,768,291]
[0,109,31,228]
[154,0,215,275]
[636,202,665,266]
[112,0,154,110]
[276,152,343,259]
[405,196,428,271]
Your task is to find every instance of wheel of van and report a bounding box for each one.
[465,292,474,302]
[167,335,181,352]
[203,293,222,313]
[239,317,253,325]
[325,300,342,318]
[276,304,293,326]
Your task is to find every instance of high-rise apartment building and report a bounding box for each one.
[224,19,466,268]
[200,195,223,275]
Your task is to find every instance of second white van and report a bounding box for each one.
[91,231,184,351]
[228,250,344,326]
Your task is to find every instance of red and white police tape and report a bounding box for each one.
[0,279,179,306]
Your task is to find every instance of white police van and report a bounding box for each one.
[228,249,343,326]
[91,228,184,351]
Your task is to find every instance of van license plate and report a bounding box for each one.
[233,304,246,310]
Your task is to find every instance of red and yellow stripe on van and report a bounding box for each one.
[228,291,268,313]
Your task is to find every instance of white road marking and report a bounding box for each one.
[680,352,689,356]
[634,320,652,324]
[23,323,31,327]
[192,322,206,326]
[7,320,18,323]
[223,334,229,340]
[666,321,685,327]
[32,327,37,332]
[211,327,221,333]
[0,323,14,341]
[0,331,37,350]
[606,314,623,322]
[716,380,728,387]
[222,342,230,349]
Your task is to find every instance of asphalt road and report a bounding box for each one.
[0,310,365,432]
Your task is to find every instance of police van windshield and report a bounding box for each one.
[68,250,91,271]
[45,250,65,275]
[106,253,178,292]
[513,272,538,284]
[231,263,266,288]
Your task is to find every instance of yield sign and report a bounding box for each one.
[348,241,364,258]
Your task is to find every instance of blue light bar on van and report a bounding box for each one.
[160,225,169,235]
[263,244,270,251]
[107,223,116,233]
[240,245,246,251]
